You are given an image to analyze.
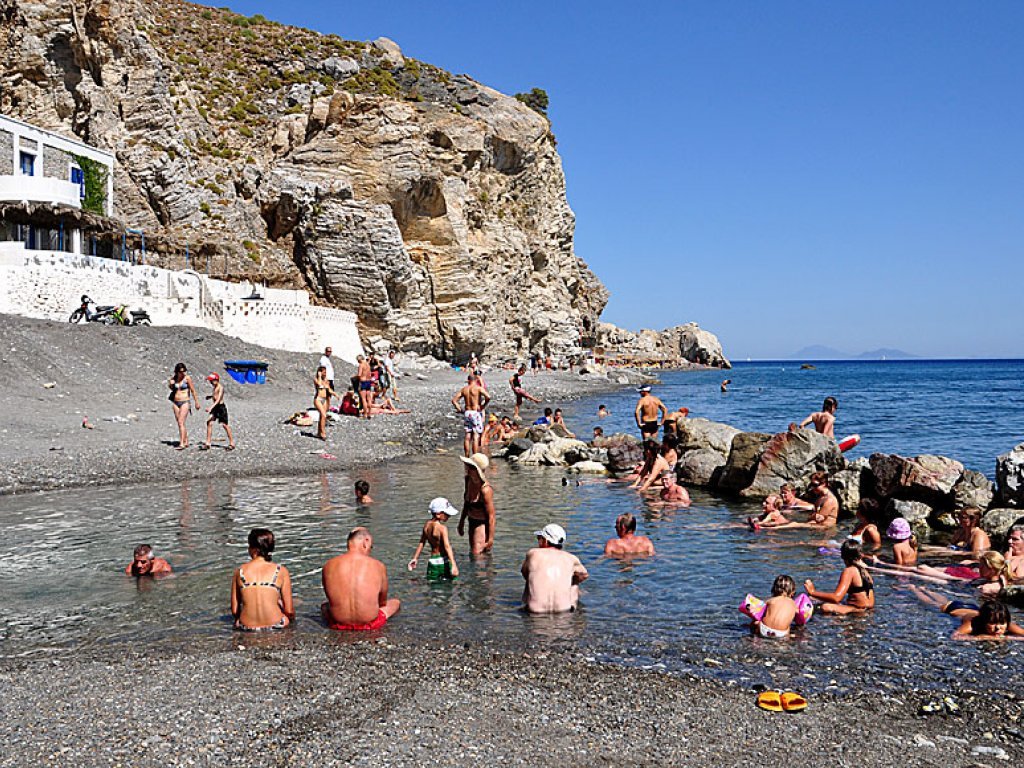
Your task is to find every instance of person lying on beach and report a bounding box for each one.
[369,389,411,416]
[200,373,235,451]
[355,480,373,505]
[321,527,400,631]
[230,528,294,632]
[804,540,874,615]
[791,396,837,437]
[870,517,919,567]
[748,575,801,639]
[522,524,588,613]
[908,585,1024,639]
[658,471,691,505]
[603,513,655,557]
[848,498,882,549]
[510,364,540,419]
[125,544,172,577]
[1005,526,1024,581]
[408,497,460,580]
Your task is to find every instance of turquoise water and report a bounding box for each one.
[1,360,1022,692]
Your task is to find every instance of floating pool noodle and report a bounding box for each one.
[838,434,861,452]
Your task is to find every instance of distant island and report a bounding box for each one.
[788,345,917,360]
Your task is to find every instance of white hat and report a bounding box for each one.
[429,497,458,517]
[637,385,652,393]
[534,523,566,546]
[459,453,490,480]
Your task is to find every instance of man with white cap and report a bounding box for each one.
[634,385,666,440]
[458,453,495,555]
[521,523,589,613]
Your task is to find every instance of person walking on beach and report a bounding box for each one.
[319,347,335,409]
[313,366,338,441]
[168,362,200,450]
[794,396,838,437]
[408,497,460,580]
[521,524,588,613]
[452,374,491,456]
[458,453,496,555]
[230,528,294,631]
[125,544,172,576]
[200,373,235,451]
[603,514,655,557]
[321,527,400,631]
[357,354,374,419]
[510,364,540,419]
[634,385,666,440]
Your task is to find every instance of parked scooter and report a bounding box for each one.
[69,295,151,326]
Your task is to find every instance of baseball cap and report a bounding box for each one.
[534,523,566,546]
[428,497,458,517]
[206,373,220,382]
[637,385,651,393]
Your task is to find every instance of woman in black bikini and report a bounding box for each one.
[168,362,200,450]
[804,540,875,615]
[313,365,337,441]
[458,453,496,555]
[230,528,294,631]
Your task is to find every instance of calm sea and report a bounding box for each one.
[1,360,1022,691]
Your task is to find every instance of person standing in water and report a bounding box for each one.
[634,385,667,440]
[452,374,491,456]
[510,364,540,419]
[603,514,656,557]
[521,524,589,613]
[408,497,460,580]
[458,453,495,555]
[168,362,200,450]
[794,396,838,437]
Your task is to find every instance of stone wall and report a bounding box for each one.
[0,248,364,360]
[0,130,12,175]
[18,137,37,152]
[43,144,70,179]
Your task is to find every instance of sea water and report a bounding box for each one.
[0,360,1021,692]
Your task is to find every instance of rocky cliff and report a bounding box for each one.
[0,0,608,359]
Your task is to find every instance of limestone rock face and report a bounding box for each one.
[0,0,608,360]
[597,322,731,369]
[869,453,964,507]
[996,443,1024,508]
[740,429,845,499]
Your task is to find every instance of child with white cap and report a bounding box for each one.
[408,497,460,580]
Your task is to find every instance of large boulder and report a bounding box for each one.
[544,438,590,466]
[504,438,534,458]
[952,470,995,511]
[512,444,552,466]
[886,499,934,533]
[831,463,866,516]
[565,445,607,465]
[980,508,1024,541]
[675,418,740,457]
[996,443,1024,507]
[607,442,643,474]
[716,432,773,495]
[568,460,608,474]
[868,453,964,507]
[740,429,846,499]
[677,448,727,488]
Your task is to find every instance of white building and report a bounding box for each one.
[0,113,115,255]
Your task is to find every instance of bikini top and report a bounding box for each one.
[176,380,189,390]
[239,563,282,593]
[847,567,873,595]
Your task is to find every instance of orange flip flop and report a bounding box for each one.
[756,690,783,712]
[781,692,808,712]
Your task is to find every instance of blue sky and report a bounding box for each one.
[225,1,1023,359]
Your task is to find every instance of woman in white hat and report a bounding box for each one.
[458,453,495,555]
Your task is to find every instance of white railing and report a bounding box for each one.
[0,175,82,209]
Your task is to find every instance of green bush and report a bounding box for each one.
[514,87,549,116]
[70,154,109,215]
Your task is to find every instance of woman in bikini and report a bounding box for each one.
[917,507,990,558]
[848,498,883,549]
[804,539,875,615]
[168,362,200,450]
[457,453,495,555]
[230,528,294,631]
[313,365,337,440]
[1005,526,1024,581]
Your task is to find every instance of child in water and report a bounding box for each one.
[746,575,805,639]
[870,517,919,568]
[408,497,460,580]
[805,540,875,615]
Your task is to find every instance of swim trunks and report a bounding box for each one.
[210,403,228,424]
[756,622,790,639]
[328,609,388,631]
[942,600,979,615]
[464,410,484,434]
[359,381,373,391]
[426,554,455,581]
[640,420,659,435]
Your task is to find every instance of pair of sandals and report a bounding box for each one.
[198,444,235,451]
[756,690,807,712]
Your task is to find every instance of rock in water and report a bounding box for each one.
[715,432,773,494]
[886,499,934,531]
[952,469,995,511]
[980,508,1024,541]
[596,323,731,368]
[868,453,964,506]
[676,448,727,488]
[996,443,1024,507]
[675,418,740,457]
[607,443,643,474]
[740,429,845,499]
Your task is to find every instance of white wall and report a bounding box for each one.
[0,249,364,362]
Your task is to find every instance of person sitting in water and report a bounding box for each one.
[749,575,800,639]
[905,551,1014,598]
[603,513,655,557]
[533,407,554,427]
[870,517,919,567]
[482,414,502,448]
[321,527,400,631]
[848,498,882,549]
[630,440,662,488]
[408,497,460,580]
[754,473,838,530]
[597,404,609,418]
[522,524,588,613]
[908,586,1024,639]
[551,408,575,438]
[636,441,677,492]
[498,416,518,442]
[125,544,172,577]
[779,483,814,512]
[355,480,373,505]
[748,494,787,530]
[230,528,294,632]
[658,471,691,505]
[804,540,875,615]
[1005,525,1024,581]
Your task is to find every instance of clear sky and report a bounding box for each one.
[224,1,1023,359]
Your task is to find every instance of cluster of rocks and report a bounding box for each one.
[496,414,1024,548]
[596,322,731,369]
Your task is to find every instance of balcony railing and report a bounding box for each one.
[0,174,82,209]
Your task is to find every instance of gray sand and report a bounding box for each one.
[2,315,1021,766]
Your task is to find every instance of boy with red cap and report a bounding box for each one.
[200,373,235,451]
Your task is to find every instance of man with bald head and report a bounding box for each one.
[321,527,400,631]
[603,514,656,557]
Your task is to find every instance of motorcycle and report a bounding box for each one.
[69,295,152,326]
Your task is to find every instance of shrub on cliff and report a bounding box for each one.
[515,87,549,116]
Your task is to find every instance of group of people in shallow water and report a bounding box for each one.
[141,374,1024,642]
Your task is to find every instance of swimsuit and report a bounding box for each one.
[328,608,388,631]
[944,565,980,580]
[360,381,373,391]
[942,600,980,614]
[236,616,287,632]
[235,564,285,630]
[640,420,659,435]
[757,622,790,639]
[464,409,484,435]
[426,554,455,581]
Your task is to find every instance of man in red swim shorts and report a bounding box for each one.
[321,527,400,631]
